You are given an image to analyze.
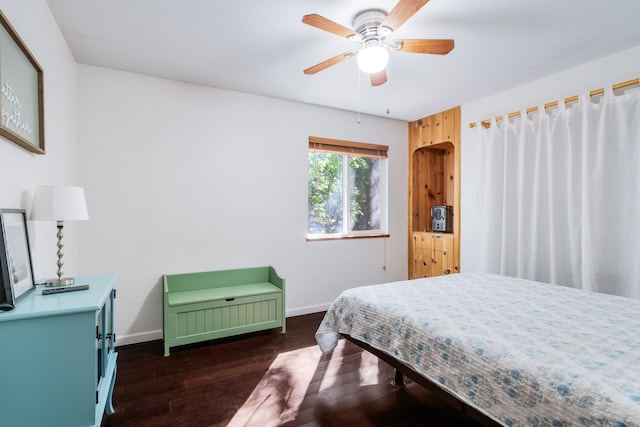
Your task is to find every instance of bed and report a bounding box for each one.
[315,273,640,426]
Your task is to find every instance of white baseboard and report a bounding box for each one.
[116,329,163,347]
[115,304,331,347]
[286,303,330,317]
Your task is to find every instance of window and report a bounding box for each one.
[307,136,388,239]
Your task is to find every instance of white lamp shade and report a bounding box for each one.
[30,185,89,221]
[357,44,389,74]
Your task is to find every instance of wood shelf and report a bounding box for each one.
[408,107,461,279]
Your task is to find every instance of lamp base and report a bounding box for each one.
[43,277,75,287]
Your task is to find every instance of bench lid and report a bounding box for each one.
[167,282,281,306]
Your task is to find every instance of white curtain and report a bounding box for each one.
[477,86,640,298]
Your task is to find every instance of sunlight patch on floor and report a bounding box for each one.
[357,348,380,386]
[227,339,386,426]
[227,344,323,427]
[317,339,382,391]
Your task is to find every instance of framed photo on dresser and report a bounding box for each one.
[0,249,13,310]
[0,209,35,304]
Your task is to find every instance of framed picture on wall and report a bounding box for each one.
[0,209,36,303]
[0,11,45,154]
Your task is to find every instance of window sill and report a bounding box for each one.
[306,233,390,242]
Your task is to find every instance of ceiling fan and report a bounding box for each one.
[302,0,454,87]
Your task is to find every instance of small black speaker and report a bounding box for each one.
[431,205,453,232]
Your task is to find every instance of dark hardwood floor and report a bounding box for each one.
[101,312,487,427]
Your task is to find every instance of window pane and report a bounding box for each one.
[349,156,381,231]
[308,152,343,234]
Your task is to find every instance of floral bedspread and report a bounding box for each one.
[315,273,640,426]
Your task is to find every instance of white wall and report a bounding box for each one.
[460,44,640,273]
[76,65,408,344]
[0,0,79,280]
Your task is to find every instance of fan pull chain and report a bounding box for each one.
[357,68,362,124]
[385,62,391,115]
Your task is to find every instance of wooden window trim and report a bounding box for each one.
[309,136,388,159]
[306,233,390,242]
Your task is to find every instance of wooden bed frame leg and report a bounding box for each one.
[392,369,406,388]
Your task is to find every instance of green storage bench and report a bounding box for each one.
[163,266,285,356]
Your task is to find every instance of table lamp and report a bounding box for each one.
[30,185,89,286]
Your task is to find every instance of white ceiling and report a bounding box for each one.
[46,0,640,122]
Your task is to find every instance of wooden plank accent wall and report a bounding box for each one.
[408,106,461,279]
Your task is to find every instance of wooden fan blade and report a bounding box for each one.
[304,52,353,75]
[396,39,454,54]
[381,0,430,33]
[302,14,357,39]
[370,69,388,87]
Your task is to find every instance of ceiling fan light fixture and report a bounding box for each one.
[357,43,389,74]
[302,1,452,85]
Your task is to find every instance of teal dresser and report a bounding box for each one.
[0,274,117,427]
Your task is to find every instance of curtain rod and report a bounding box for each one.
[468,78,640,129]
